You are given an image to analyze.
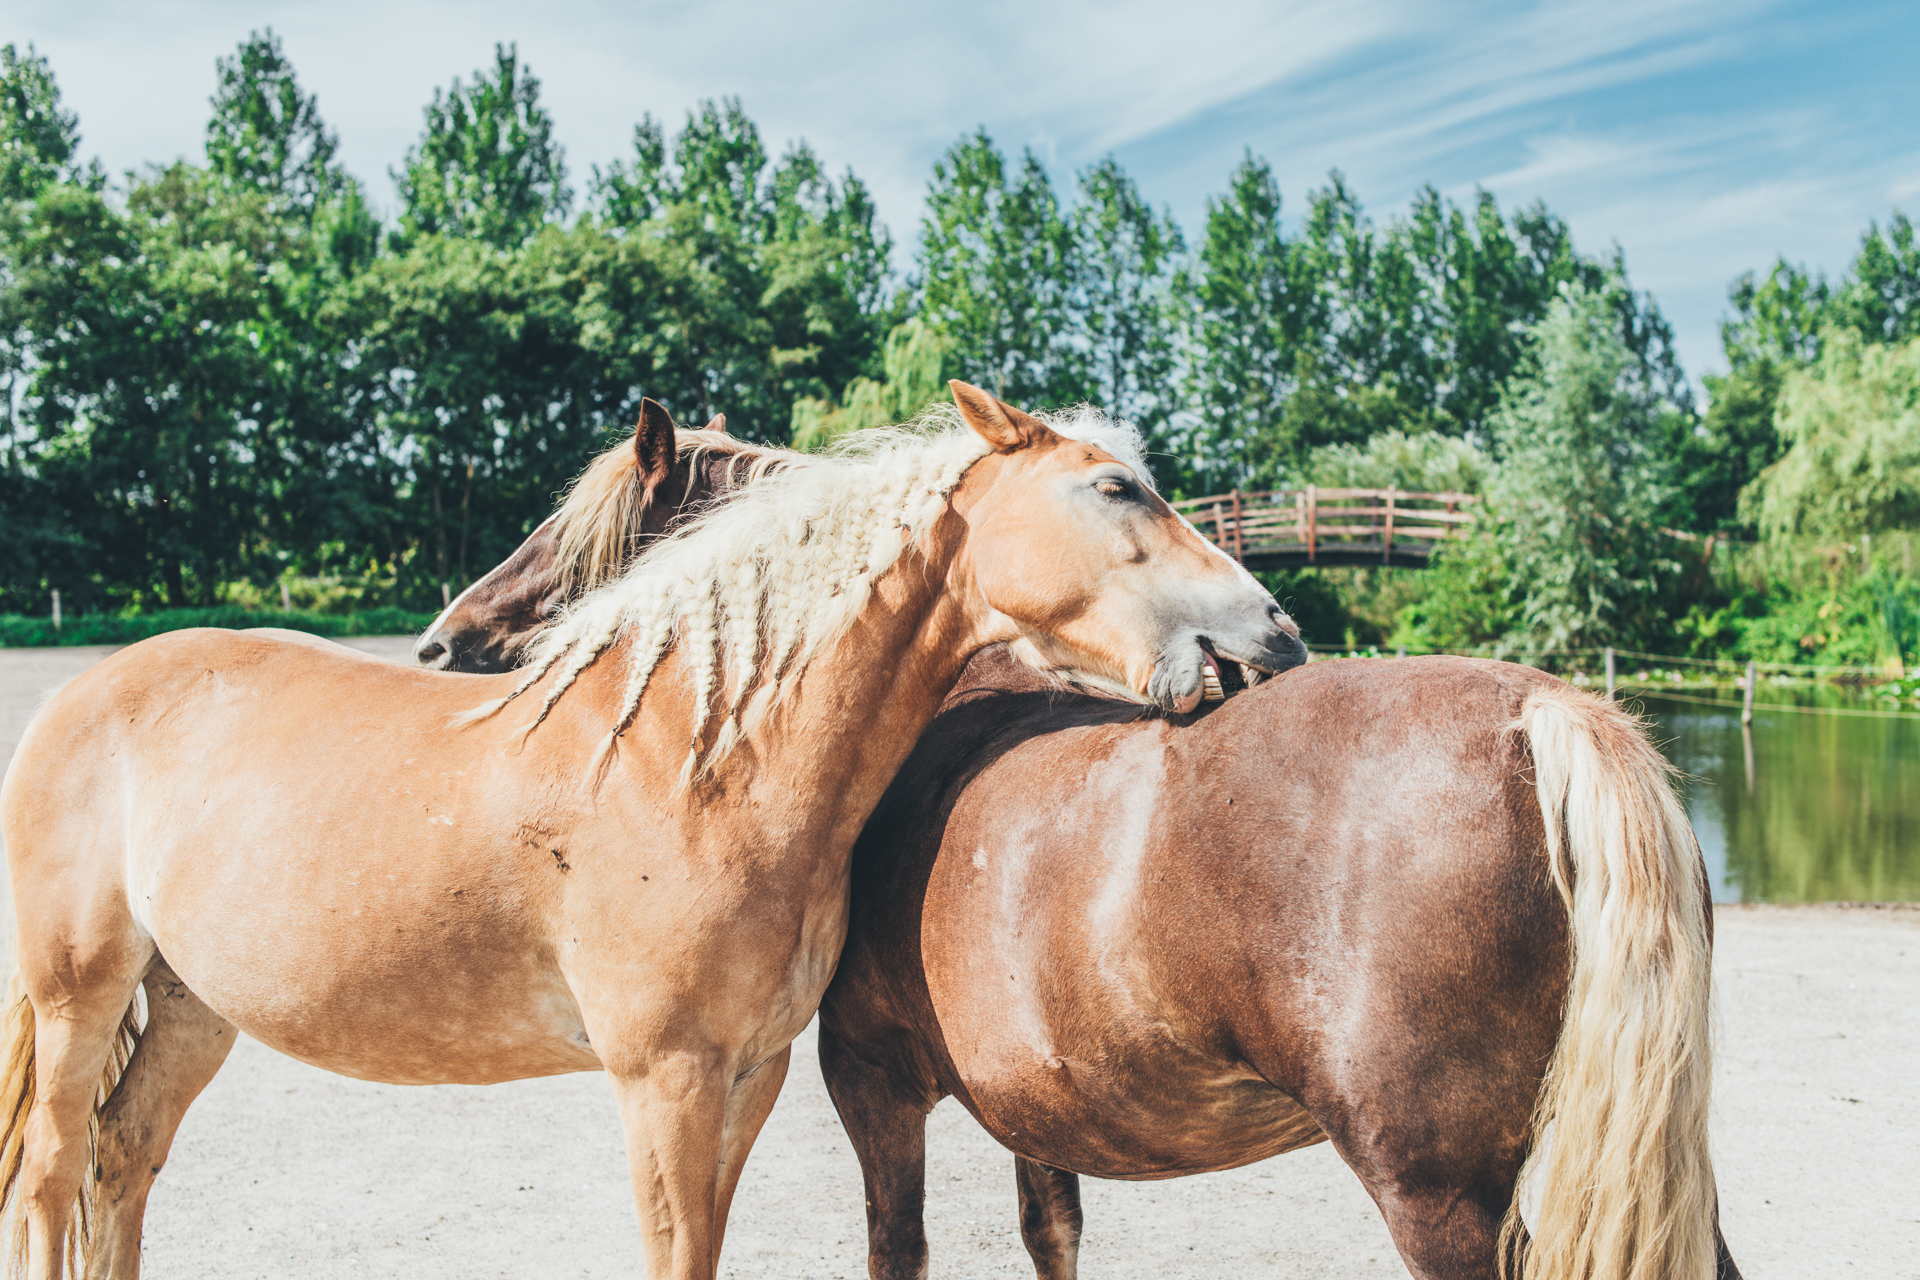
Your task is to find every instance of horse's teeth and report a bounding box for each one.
[1202,671,1225,702]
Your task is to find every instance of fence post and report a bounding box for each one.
[280,580,292,612]
[1382,487,1396,565]
[1742,659,1756,726]
[51,589,61,632]
[441,581,452,609]
[1604,646,1616,700]
[1229,489,1244,562]
[1305,485,1317,563]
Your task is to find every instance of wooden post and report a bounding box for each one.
[441,581,451,609]
[1211,501,1226,554]
[1306,484,1317,563]
[1604,646,1616,700]
[280,580,292,612]
[1229,489,1244,562]
[1742,659,1756,726]
[1382,487,1397,565]
[51,589,61,632]
[1296,488,1307,552]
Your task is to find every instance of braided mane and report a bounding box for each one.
[463,406,1148,782]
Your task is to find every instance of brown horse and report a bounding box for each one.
[417,412,1739,1280]
[413,398,773,673]
[0,382,1303,1280]
[817,651,1738,1280]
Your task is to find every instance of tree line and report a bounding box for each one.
[2,33,1916,666]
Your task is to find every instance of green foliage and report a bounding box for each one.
[1176,164,1679,497]
[590,98,894,434]
[1304,429,1489,494]
[1487,281,1683,651]
[0,44,80,202]
[1690,212,1920,536]
[0,607,437,649]
[205,29,347,218]
[1390,532,1516,652]
[394,44,570,248]
[917,131,1077,407]
[791,319,952,450]
[1744,331,1920,539]
[1072,158,1184,437]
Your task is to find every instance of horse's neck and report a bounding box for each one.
[718,531,990,851]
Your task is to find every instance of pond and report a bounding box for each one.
[1637,688,1920,903]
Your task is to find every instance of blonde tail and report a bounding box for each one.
[1501,685,1718,1280]
[0,974,140,1279]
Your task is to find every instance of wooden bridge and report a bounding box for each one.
[1171,486,1478,570]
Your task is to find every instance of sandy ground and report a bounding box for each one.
[0,640,1914,1278]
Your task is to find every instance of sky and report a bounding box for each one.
[12,0,1919,390]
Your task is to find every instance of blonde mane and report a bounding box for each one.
[466,406,1149,782]
[550,431,798,594]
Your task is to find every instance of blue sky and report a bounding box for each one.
[13,0,1918,388]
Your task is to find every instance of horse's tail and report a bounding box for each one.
[0,972,140,1278]
[1502,683,1718,1280]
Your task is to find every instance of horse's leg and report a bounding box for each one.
[708,1044,791,1263]
[12,966,146,1280]
[606,1056,733,1280]
[816,1026,932,1280]
[1013,1156,1083,1280]
[83,966,236,1280]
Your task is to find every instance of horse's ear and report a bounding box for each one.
[950,380,1058,453]
[634,399,676,492]
[703,413,727,434]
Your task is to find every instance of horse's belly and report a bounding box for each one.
[959,1054,1326,1180]
[138,835,597,1086]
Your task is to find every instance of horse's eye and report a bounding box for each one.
[1094,479,1129,498]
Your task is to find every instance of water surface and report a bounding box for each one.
[1638,690,1920,903]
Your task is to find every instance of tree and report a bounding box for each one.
[1827,213,1920,347]
[205,29,347,219]
[0,44,81,203]
[1489,280,1683,651]
[789,318,952,449]
[1180,154,1300,494]
[917,130,1078,408]
[394,44,569,248]
[590,99,893,439]
[1744,330,1920,540]
[1071,158,1183,438]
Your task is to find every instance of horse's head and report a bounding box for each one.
[946,382,1305,712]
[413,399,750,673]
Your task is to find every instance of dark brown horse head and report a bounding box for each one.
[412,400,782,672]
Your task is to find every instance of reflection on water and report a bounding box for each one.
[1637,691,1920,903]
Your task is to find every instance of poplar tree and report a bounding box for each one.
[1071,158,1183,444]
[917,130,1078,407]
[1490,280,1682,650]
[394,44,570,248]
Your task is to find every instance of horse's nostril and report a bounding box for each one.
[415,640,448,667]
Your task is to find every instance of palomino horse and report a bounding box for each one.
[412,397,773,674]
[0,382,1303,1280]
[818,650,1740,1280]
[423,414,1739,1279]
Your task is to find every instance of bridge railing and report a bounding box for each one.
[1170,486,1478,568]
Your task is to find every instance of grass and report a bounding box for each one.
[0,607,438,649]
